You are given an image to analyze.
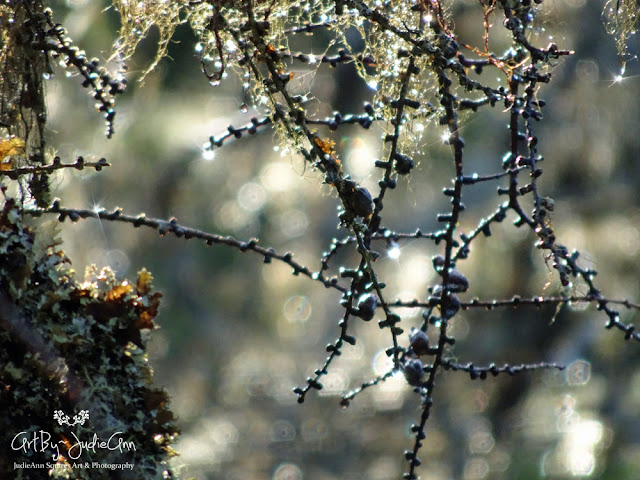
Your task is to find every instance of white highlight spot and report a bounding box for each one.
[387,243,401,259]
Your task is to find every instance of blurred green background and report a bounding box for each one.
[42,1,640,479]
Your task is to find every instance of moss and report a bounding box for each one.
[0,199,178,479]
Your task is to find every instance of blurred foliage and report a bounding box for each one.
[2,0,640,479]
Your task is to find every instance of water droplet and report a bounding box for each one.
[224,39,237,53]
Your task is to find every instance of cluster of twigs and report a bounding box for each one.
[4,0,640,478]
[24,4,126,138]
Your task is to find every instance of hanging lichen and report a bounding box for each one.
[603,0,639,71]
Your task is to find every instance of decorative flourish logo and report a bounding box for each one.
[53,410,90,427]
[12,409,135,465]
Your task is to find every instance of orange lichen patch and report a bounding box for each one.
[314,137,343,176]
[106,282,134,301]
[0,137,25,170]
[315,137,337,155]
[0,138,25,161]
[138,292,162,329]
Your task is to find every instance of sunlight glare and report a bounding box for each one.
[387,243,401,259]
